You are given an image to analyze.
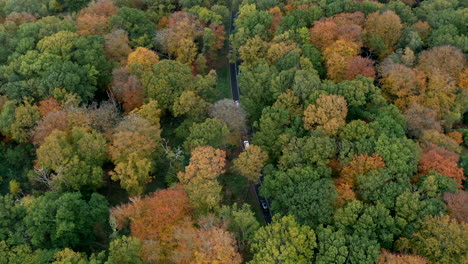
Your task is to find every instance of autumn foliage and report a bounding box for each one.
[304,94,348,135]
[77,0,118,36]
[341,154,386,187]
[128,47,160,71]
[310,12,365,51]
[378,250,427,264]
[418,144,465,188]
[443,191,468,223]
[111,67,144,112]
[233,145,269,184]
[178,146,227,212]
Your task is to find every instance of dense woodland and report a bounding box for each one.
[0,0,467,263]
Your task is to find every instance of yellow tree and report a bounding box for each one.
[128,47,160,71]
[323,40,360,82]
[303,94,348,136]
[178,146,226,213]
[364,11,403,58]
[233,145,269,184]
[109,115,161,196]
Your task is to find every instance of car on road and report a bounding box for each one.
[261,201,269,211]
[234,100,239,106]
[243,140,250,148]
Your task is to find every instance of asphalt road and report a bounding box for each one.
[228,11,272,225]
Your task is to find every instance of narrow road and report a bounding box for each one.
[228,11,272,225]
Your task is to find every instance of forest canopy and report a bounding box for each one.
[0,0,467,263]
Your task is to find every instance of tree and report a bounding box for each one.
[343,56,376,81]
[192,226,242,264]
[404,103,442,138]
[262,166,336,227]
[106,236,144,264]
[127,47,160,71]
[292,58,322,100]
[417,45,465,80]
[304,94,348,136]
[238,36,269,67]
[249,215,316,264]
[109,7,155,47]
[32,110,70,145]
[314,225,348,264]
[220,203,260,250]
[166,11,203,64]
[378,250,427,264]
[443,191,468,223]
[238,60,277,121]
[233,145,268,184]
[334,201,395,258]
[396,215,468,264]
[334,180,357,207]
[424,125,461,148]
[112,186,191,242]
[138,60,195,111]
[130,100,162,128]
[9,100,41,143]
[279,134,337,170]
[109,115,161,195]
[177,146,226,213]
[111,186,192,262]
[77,0,118,36]
[379,62,426,110]
[418,144,465,188]
[340,154,386,187]
[364,11,403,58]
[252,106,295,162]
[184,118,229,152]
[209,99,247,134]
[37,97,62,117]
[2,31,111,102]
[36,127,107,191]
[323,40,360,82]
[172,90,209,122]
[272,90,303,119]
[24,192,108,250]
[111,67,144,112]
[51,248,90,264]
[375,134,420,177]
[310,12,365,51]
[104,29,132,64]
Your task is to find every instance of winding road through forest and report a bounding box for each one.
[228,11,273,225]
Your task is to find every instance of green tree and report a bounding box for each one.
[335,201,396,248]
[184,118,229,152]
[262,166,336,227]
[238,60,277,121]
[0,194,26,245]
[252,106,296,162]
[109,7,155,47]
[375,134,420,176]
[396,215,467,264]
[106,236,144,264]
[23,192,108,250]
[220,203,260,250]
[2,31,110,101]
[315,225,348,264]
[36,127,107,191]
[278,133,336,170]
[9,100,41,143]
[338,120,377,163]
[249,215,316,264]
